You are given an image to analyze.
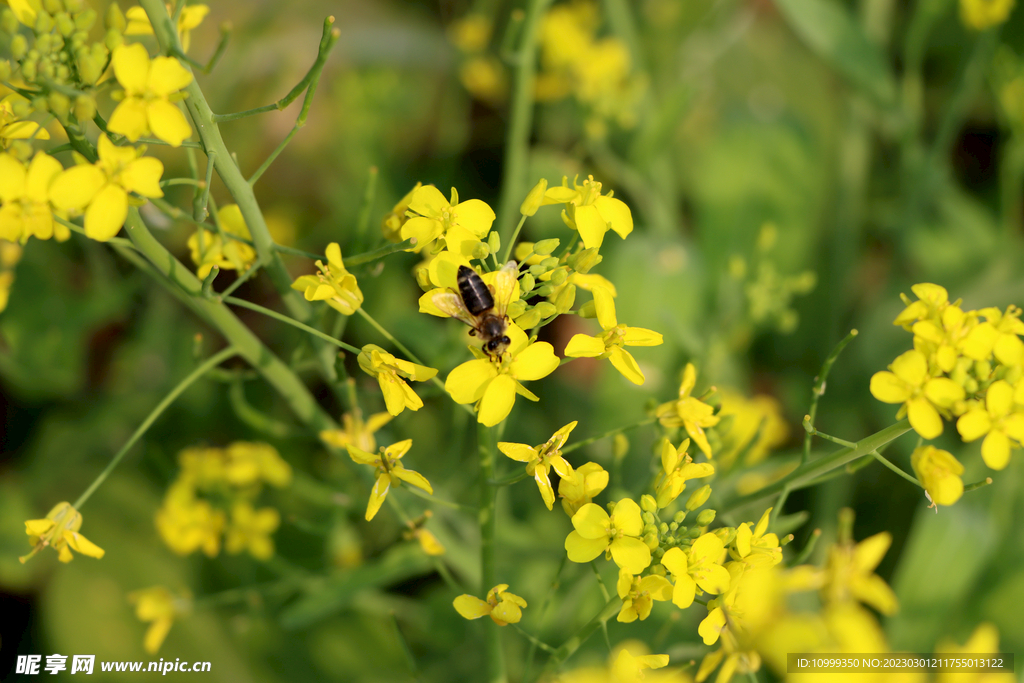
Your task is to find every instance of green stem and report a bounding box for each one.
[502,215,527,264]
[353,166,379,250]
[74,346,238,509]
[561,416,656,455]
[720,419,913,514]
[871,450,922,488]
[249,126,299,186]
[477,423,506,683]
[512,624,556,654]
[495,0,552,246]
[788,528,822,566]
[344,239,416,267]
[224,296,362,355]
[542,597,621,674]
[803,329,858,465]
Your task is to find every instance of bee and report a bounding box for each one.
[432,260,518,358]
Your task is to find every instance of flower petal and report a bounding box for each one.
[365,473,391,521]
[509,342,559,381]
[112,43,151,92]
[49,164,105,211]
[564,333,605,357]
[453,595,491,620]
[609,536,651,574]
[147,100,192,147]
[608,347,645,385]
[108,99,150,142]
[478,373,517,426]
[595,195,633,238]
[122,157,165,198]
[565,530,607,563]
[571,503,609,538]
[84,184,128,241]
[453,198,495,237]
[445,359,496,404]
[147,55,193,96]
[908,397,942,440]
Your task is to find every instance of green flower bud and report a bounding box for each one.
[650,556,666,571]
[75,45,106,85]
[641,512,655,526]
[35,10,54,34]
[0,60,10,81]
[104,2,125,32]
[1,8,18,35]
[669,522,678,532]
[69,30,86,48]
[549,267,568,286]
[606,500,617,513]
[43,0,62,15]
[640,495,657,514]
[35,34,52,54]
[22,58,38,82]
[540,256,560,270]
[514,307,542,330]
[554,282,575,314]
[104,27,123,50]
[55,63,69,80]
[658,522,669,535]
[73,7,95,31]
[686,485,712,511]
[47,91,70,121]
[40,57,55,79]
[534,283,554,298]
[528,264,547,278]
[612,432,628,461]
[533,301,556,319]
[519,272,535,293]
[64,0,84,11]
[695,509,716,527]
[55,12,75,36]
[533,238,560,255]
[73,94,95,122]
[520,178,547,216]
[472,242,490,261]
[673,510,686,524]
[568,247,602,274]
[578,300,596,318]
[414,267,431,291]
[487,230,501,256]
[506,299,526,319]
[10,34,28,59]
[643,533,659,550]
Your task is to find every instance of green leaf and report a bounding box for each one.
[773,0,897,106]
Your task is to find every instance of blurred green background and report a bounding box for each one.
[3,0,1024,680]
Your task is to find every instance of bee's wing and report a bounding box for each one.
[432,290,478,328]
[491,261,519,319]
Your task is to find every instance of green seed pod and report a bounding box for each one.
[10,34,29,59]
[104,2,125,32]
[695,509,716,527]
[640,495,657,514]
[549,267,568,286]
[73,94,96,122]
[73,7,95,31]
[47,91,70,121]
[514,307,542,330]
[55,12,75,36]
[519,272,535,293]
[686,485,712,511]
[533,301,556,319]
[487,230,501,256]
[533,238,560,255]
[534,283,554,298]
[34,10,54,34]
[1,8,18,35]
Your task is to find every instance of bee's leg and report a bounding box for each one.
[469,329,477,336]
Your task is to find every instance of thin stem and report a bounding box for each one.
[561,416,657,455]
[871,450,922,488]
[354,166,379,249]
[512,624,556,654]
[589,563,613,653]
[502,215,527,264]
[249,126,298,186]
[803,329,858,465]
[74,346,238,509]
[224,296,362,355]
[490,470,530,487]
[522,555,566,683]
[803,419,857,449]
[55,216,138,251]
[477,423,507,683]
[542,597,621,674]
[216,256,266,300]
[195,150,216,222]
[788,528,822,566]
[495,0,553,246]
[344,239,416,267]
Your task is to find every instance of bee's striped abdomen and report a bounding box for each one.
[457,265,494,316]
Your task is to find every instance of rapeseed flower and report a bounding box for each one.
[956,380,1024,469]
[654,437,714,509]
[20,502,105,564]
[559,461,608,516]
[125,3,210,53]
[0,94,49,146]
[869,349,964,439]
[911,445,964,506]
[225,502,280,560]
[616,568,672,622]
[542,175,632,249]
[401,185,495,255]
[660,532,730,608]
[498,421,578,510]
[565,497,651,574]
[381,182,421,242]
[731,508,782,567]
[187,204,257,278]
[961,306,1024,366]
[129,586,190,654]
[155,481,225,557]
[357,345,437,416]
[108,43,193,146]
[49,134,164,242]
[445,323,559,426]
[0,239,21,312]
[0,152,66,244]
[656,363,720,458]
[893,283,952,330]
[346,440,432,521]
[291,242,363,315]
[821,531,898,615]
[564,285,662,384]
[453,584,526,625]
[320,410,393,452]
[959,0,1015,29]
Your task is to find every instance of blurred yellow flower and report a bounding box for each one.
[381,182,421,242]
[0,151,66,244]
[453,584,527,626]
[616,568,672,622]
[357,344,437,416]
[320,410,393,453]
[20,502,105,564]
[0,94,49,146]
[225,501,280,560]
[155,480,225,557]
[959,0,1015,29]
[108,43,193,146]
[347,439,433,521]
[128,586,190,654]
[0,239,21,312]
[187,204,257,278]
[821,531,898,615]
[125,3,210,53]
[956,380,1024,470]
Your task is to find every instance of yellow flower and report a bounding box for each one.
[108,43,193,146]
[357,345,438,416]
[125,3,210,53]
[401,185,495,255]
[654,437,714,509]
[20,502,105,564]
[128,586,190,654]
[411,527,446,556]
[542,175,633,249]
[935,623,1015,683]
[615,568,672,622]
[0,239,22,313]
[224,502,280,560]
[445,323,559,426]
[290,242,364,315]
[961,306,1024,366]
[6,0,39,25]
[187,204,257,278]
[0,94,50,146]
[222,441,292,488]
[0,152,66,244]
[320,410,393,453]
[731,508,781,567]
[911,445,964,506]
[609,645,671,683]
[661,533,731,608]
[346,439,433,521]
[49,134,164,242]
[499,421,578,510]
[893,282,951,330]
[381,182,422,242]
[821,531,898,615]
[559,461,608,516]
[155,480,225,557]
[869,349,965,439]
[956,380,1024,470]
[655,363,720,458]
[715,390,789,467]
[564,285,662,384]
[453,584,527,626]
[960,0,1015,29]
[565,497,651,574]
